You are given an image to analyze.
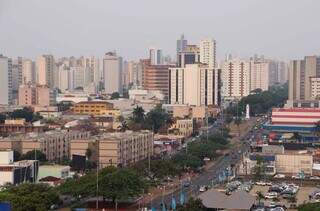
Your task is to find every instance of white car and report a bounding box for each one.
[310,176,320,180]
[274,174,285,178]
[199,186,207,192]
[255,181,267,186]
[203,157,210,161]
[265,192,278,199]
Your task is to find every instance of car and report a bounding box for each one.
[265,192,278,199]
[183,181,191,187]
[282,193,295,199]
[291,175,300,179]
[310,176,320,180]
[203,157,210,161]
[274,174,285,178]
[269,207,285,211]
[199,186,208,192]
[255,181,267,186]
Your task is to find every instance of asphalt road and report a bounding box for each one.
[149,119,253,210]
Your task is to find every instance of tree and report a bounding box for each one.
[298,202,320,211]
[256,191,264,205]
[0,183,60,211]
[21,150,47,162]
[98,168,145,209]
[253,156,266,180]
[118,120,129,132]
[85,148,92,160]
[131,106,145,124]
[110,92,120,99]
[177,197,205,211]
[145,105,173,133]
[9,107,34,122]
[13,150,21,161]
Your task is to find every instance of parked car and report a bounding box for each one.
[274,174,285,178]
[269,186,283,193]
[282,193,295,199]
[199,186,208,192]
[265,192,278,199]
[255,181,267,186]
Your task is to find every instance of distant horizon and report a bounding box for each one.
[1,0,320,61]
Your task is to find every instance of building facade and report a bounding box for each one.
[0,55,13,105]
[199,38,216,69]
[103,52,123,94]
[18,83,56,107]
[169,64,221,106]
[70,130,154,168]
[36,55,55,88]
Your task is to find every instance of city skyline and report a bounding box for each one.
[1,0,320,61]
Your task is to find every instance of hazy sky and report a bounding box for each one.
[1,0,320,61]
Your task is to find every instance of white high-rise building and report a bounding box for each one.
[149,48,163,65]
[36,55,55,88]
[81,56,100,84]
[22,59,35,84]
[199,38,216,68]
[250,60,270,91]
[222,59,251,99]
[169,64,220,106]
[57,64,69,92]
[0,55,13,105]
[103,52,123,94]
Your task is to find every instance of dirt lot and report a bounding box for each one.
[250,184,318,209]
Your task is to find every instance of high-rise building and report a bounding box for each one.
[169,63,221,106]
[289,56,320,101]
[0,55,13,105]
[36,55,55,88]
[222,59,251,99]
[176,34,188,56]
[103,52,123,94]
[149,48,163,65]
[22,59,35,84]
[57,64,69,92]
[81,56,100,84]
[177,45,200,68]
[142,59,172,99]
[12,57,23,91]
[199,38,216,68]
[250,59,270,91]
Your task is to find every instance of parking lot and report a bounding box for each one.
[250,184,316,209]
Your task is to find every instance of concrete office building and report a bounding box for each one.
[103,52,123,94]
[37,55,55,88]
[289,56,320,101]
[199,38,216,68]
[222,59,251,99]
[177,45,200,68]
[142,59,172,99]
[149,48,163,65]
[22,59,35,84]
[0,55,13,105]
[169,63,221,106]
[0,151,39,186]
[70,130,153,168]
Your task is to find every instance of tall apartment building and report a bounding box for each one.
[56,64,69,92]
[18,84,56,107]
[0,55,13,105]
[142,59,172,99]
[149,48,163,65]
[103,52,123,94]
[81,56,100,84]
[22,59,35,84]
[250,59,270,91]
[12,57,23,92]
[70,130,154,168]
[176,34,188,56]
[222,59,251,99]
[169,63,221,106]
[36,55,55,88]
[199,38,216,68]
[177,45,200,68]
[289,56,320,101]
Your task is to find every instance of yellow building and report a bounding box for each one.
[72,101,120,117]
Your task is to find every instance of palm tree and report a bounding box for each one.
[118,121,129,132]
[132,106,145,123]
[256,191,264,205]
